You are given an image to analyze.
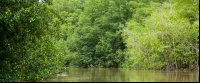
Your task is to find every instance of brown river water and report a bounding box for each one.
[43,68,199,82]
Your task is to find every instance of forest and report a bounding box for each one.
[0,0,199,82]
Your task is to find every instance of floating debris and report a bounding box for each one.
[57,74,68,76]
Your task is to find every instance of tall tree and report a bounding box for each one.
[122,0,199,70]
[66,0,133,68]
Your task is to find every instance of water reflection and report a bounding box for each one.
[44,68,199,82]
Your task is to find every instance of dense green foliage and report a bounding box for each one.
[122,0,199,70]
[0,0,66,82]
[52,0,199,70]
[52,0,133,68]
[1,0,199,82]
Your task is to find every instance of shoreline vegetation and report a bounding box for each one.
[67,65,199,71]
[0,0,199,82]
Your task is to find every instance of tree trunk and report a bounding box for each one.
[196,32,199,70]
[173,38,178,69]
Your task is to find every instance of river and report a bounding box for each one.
[43,68,199,82]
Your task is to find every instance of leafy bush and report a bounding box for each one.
[0,0,66,82]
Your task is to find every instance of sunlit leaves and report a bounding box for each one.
[122,0,199,69]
